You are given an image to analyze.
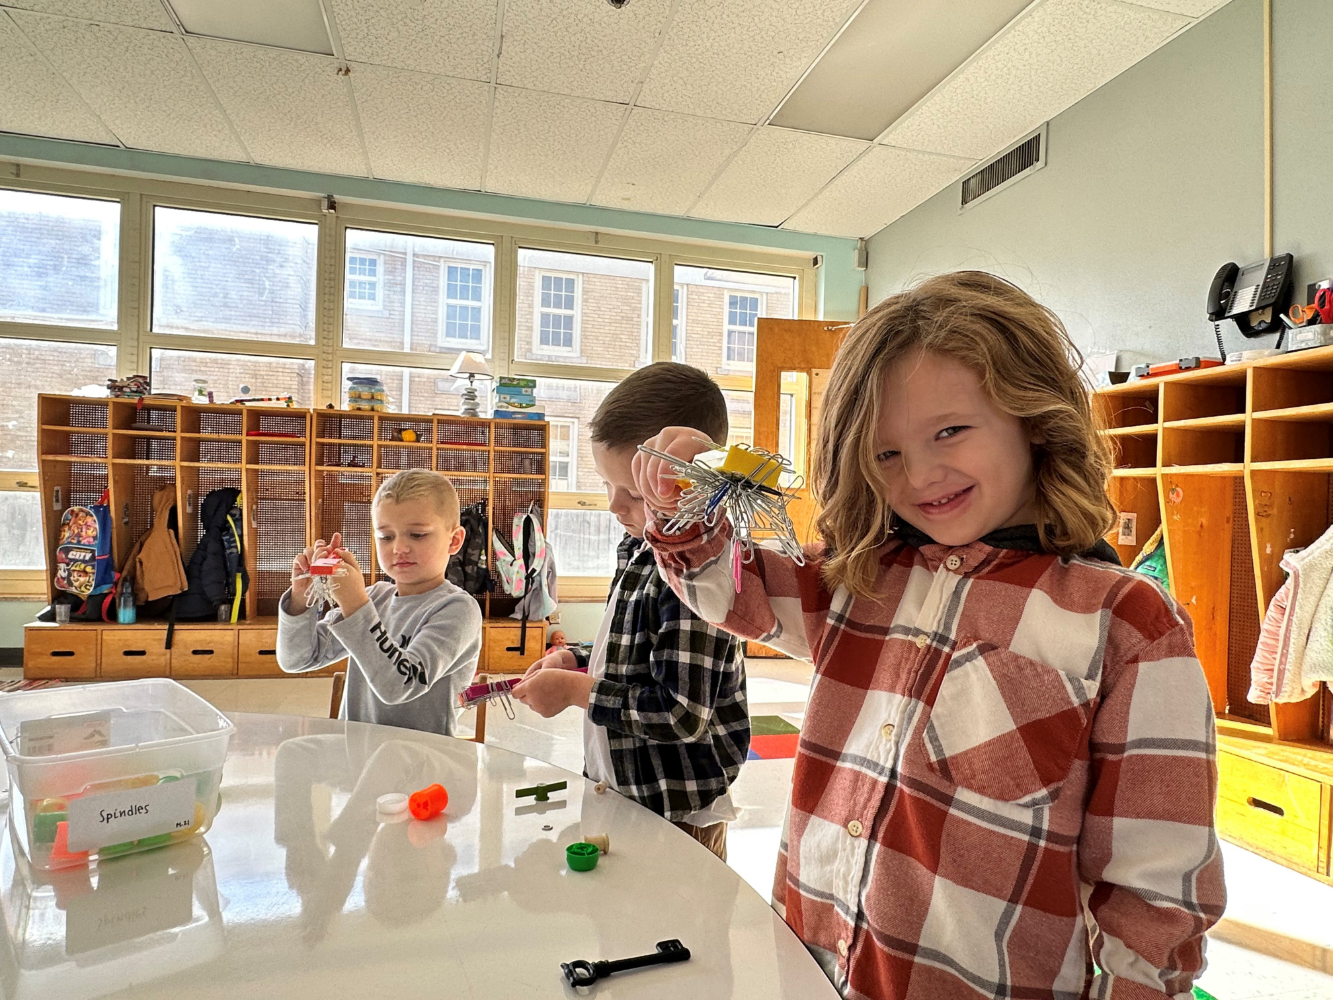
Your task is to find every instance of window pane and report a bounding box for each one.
[535,378,615,494]
[151,348,314,406]
[152,207,318,344]
[341,362,474,415]
[0,337,117,471]
[0,189,119,329]
[517,249,652,369]
[723,390,753,447]
[673,265,797,376]
[342,228,494,357]
[0,491,45,569]
[547,508,622,578]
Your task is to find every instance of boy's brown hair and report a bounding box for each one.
[590,362,729,450]
[374,469,461,528]
[813,271,1116,598]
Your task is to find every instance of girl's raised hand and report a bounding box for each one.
[631,426,717,512]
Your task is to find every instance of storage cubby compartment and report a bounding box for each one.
[1161,371,1247,422]
[178,464,243,560]
[114,435,177,462]
[318,414,374,441]
[437,418,489,447]
[39,397,108,429]
[493,423,545,450]
[314,471,375,584]
[112,461,176,567]
[1093,386,1157,429]
[248,411,307,438]
[318,442,372,469]
[113,401,177,433]
[189,408,244,438]
[1161,427,1244,469]
[1252,353,1333,413]
[377,444,432,470]
[1105,432,1157,471]
[1106,474,1161,567]
[39,459,108,577]
[378,418,432,444]
[1251,414,1333,465]
[248,439,306,467]
[40,428,107,459]
[247,469,308,617]
[196,439,242,465]
[451,476,491,514]
[494,451,546,476]
[437,448,490,475]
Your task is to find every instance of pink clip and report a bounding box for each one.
[310,557,341,576]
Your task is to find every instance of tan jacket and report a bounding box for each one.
[121,484,188,604]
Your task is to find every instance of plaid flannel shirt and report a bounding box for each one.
[648,519,1225,1000]
[570,533,749,822]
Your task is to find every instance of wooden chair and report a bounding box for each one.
[329,671,345,720]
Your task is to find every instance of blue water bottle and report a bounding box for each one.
[117,581,136,624]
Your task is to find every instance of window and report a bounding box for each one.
[153,207,318,343]
[723,390,753,447]
[549,418,577,491]
[672,285,685,362]
[343,362,468,414]
[150,348,314,406]
[443,264,485,346]
[345,253,382,309]
[342,229,494,357]
[547,508,621,578]
[517,249,652,368]
[537,273,578,354]
[533,379,615,494]
[0,189,119,330]
[725,293,760,366]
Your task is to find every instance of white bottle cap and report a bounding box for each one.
[377,793,408,815]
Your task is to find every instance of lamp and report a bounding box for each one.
[449,351,493,418]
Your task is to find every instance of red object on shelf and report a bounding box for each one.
[408,783,448,820]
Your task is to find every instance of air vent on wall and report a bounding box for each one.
[960,124,1047,210]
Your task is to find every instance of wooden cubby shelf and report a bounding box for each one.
[28,395,550,682]
[1095,347,1333,886]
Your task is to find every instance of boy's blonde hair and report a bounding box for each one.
[813,270,1115,598]
[374,469,461,528]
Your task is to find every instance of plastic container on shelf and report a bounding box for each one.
[0,679,234,871]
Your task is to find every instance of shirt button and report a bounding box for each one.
[945,554,962,570]
[881,723,896,740]
[837,939,849,958]
[914,634,928,649]
[847,820,863,837]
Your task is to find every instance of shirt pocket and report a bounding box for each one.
[923,639,1099,808]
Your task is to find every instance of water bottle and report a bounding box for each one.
[117,582,136,624]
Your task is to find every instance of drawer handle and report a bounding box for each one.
[50,650,75,658]
[192,649,215,656]
[258,649,276,656]
[1247,796,1285,817]
[121,650,147,657]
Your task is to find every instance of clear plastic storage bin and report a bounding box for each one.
[0,680,233,871]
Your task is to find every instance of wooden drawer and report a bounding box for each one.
[24,628,98,679]
[1216,750,1324,872]
[100,630,171,678]
[238,629,281,677]
[484,625,543,675]
[170,630,237,678]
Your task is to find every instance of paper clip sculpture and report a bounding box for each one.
[299,556,345,609]
[636,441,805,592]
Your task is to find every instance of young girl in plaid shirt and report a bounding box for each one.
[635,272,1225,999]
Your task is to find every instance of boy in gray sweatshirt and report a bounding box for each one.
[278,469,482,736]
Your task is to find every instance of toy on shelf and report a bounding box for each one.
[637,440,805,591]
[298,556,345,609]
[231,394,294,407]
[106,374,150,398]
[346,376,388,412]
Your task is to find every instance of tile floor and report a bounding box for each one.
[11,663,1332,998]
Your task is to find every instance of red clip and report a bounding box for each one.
[310,557,341,576]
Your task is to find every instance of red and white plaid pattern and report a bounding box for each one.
[648,520,1225,1000]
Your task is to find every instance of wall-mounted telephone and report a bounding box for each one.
[1207,254,1293,337]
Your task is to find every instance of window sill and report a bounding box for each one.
[525,353,588,365]
[561,578,612,602]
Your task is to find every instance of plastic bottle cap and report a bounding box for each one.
[567,842,600,872]
[377,793,408,815]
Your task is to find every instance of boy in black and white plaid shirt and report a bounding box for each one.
[513,363,749,860]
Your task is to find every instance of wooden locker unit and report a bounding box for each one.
[1095,347,1333,884]
[27,396,550,680]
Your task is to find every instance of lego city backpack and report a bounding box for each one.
[175,487,248,622]
[53,488,115,601]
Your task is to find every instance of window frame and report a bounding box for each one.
[547,417,578,492]
[344,251,383,311]
[671,284,685,363]
[532,270,581,359]
[439,260,490,351]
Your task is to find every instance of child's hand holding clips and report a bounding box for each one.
[632,427,717,512]
[291,532,343,611]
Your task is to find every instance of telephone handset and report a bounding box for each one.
[1207,254,1292,337]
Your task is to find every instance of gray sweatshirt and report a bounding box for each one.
[277,581,483,737]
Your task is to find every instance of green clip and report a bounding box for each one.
[516,781,567,803]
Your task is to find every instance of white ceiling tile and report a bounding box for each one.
[691,126,867,226]
[351,63,488,189]
[0,12,118,144]
[782,145,973,238]
[485,87,624,205]
[882,0,1189,159]
[1119,0,1222,15]
[0,0,174,30]
[591,109,751,216]
[187,37,368,175]
[326,0,495,82]
[12,12,245,161]
[498,0,672,103]
[636,0,864,124]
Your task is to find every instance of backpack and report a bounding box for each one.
[119,484,188,609]
[446,500,491,596]
[53,489,115,600]
[175,488,248,622]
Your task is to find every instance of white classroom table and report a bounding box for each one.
[0,712,839,1000]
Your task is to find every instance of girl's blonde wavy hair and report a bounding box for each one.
[812,270,1115,599]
